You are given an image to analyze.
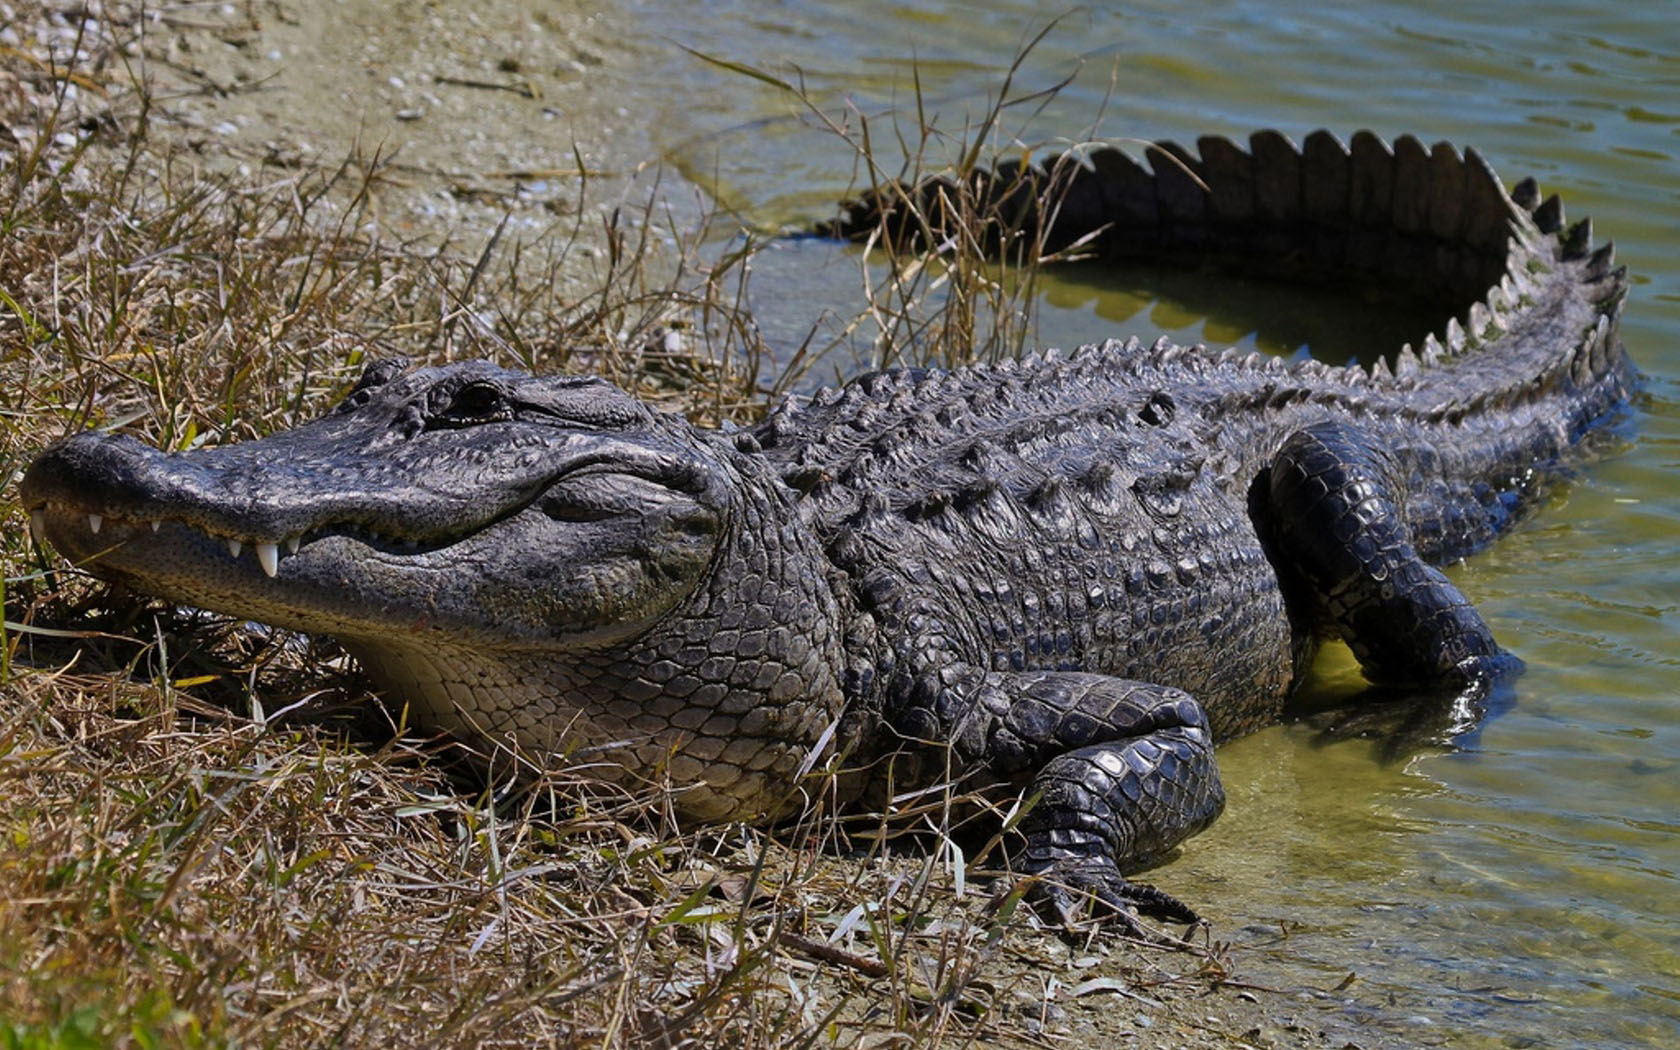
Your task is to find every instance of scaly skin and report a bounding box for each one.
[22,130,1634,929]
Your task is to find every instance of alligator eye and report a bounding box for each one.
[428,381,509,427]
[450,382,503,418]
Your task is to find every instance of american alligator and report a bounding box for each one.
[22,130,1633,929]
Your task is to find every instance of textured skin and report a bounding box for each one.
[22,130,1634,926]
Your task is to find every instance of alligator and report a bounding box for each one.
[22,130,1633,930]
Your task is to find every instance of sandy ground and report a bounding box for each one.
[153,4,643,219]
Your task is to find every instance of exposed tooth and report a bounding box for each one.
[151,519,162,532]
[285,535,300,555]
[227,538,242,558]
[30,510,46,546]
[88,513,102,534]
[256,541,279,578]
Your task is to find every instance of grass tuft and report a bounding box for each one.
[762,18,1100,375]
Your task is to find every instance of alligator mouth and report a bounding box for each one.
[26,497,488,579]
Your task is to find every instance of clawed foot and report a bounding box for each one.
[1015,855,1204,941]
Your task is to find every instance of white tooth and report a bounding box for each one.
[151,519,162,532]
[88,514,102,534]
[285,535,300,555]
[30,510,46,546]
[256,542,279,578]
[227,538,242,558]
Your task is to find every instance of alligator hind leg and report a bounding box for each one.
[895,670,1225,932]
[1264,421,1522,744]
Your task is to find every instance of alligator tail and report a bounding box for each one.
[823,129,1634,432]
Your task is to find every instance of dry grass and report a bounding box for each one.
[773,19,1106,375]
[0,6,1248,1049]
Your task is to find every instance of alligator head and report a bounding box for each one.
[26,359,851,818]
[22,360,733,652]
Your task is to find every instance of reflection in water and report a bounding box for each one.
[746,240,1444,383]
[1025,259,1438,367]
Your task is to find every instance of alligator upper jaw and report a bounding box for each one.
[24,488,616,650]
[21,488,506,634]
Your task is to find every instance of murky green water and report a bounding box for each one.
[623,2,1680,1046]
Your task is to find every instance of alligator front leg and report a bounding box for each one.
[1264,420,1523,748]
[893,669,1225,932]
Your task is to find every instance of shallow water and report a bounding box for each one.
[623,3,1680,1046]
